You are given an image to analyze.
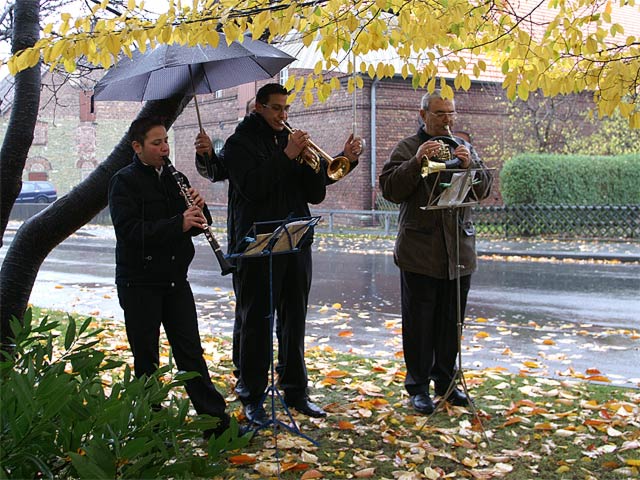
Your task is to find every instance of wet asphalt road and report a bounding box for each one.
[2,228,639,386]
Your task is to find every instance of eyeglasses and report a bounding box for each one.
[429,111,457,119]
[261,103,291,113]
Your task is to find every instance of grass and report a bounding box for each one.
[23,307,640,479]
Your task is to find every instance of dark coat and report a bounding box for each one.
[379,128,493,279]
[109,154,209,286]
[222,113,327,254]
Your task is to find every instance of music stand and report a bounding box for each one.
[229,215,321,447]
[417,166,493,444]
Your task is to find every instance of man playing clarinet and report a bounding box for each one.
[108,116,230,439]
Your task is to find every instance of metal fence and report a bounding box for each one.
[9,203,640,240]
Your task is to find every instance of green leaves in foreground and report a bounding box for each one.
[0,310,249,479]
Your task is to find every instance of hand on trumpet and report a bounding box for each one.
[194,131,213,158]
[284,128,310,160]
[453,145,471,168]
[417,140,471,168]
[343,134,365,162]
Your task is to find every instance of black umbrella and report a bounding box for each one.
[93,35,296,128]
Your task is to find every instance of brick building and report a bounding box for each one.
[173,73,595,210]
[0,59,596,210]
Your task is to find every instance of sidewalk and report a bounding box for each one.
[476,238,640,262]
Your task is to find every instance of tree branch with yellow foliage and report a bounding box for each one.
[3,0,639,127]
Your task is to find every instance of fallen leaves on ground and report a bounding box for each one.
[85,314,640,480]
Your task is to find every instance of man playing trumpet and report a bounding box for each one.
[379,90,492,414]
[221,83,363,426]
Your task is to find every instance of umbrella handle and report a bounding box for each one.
[188,64,204,132]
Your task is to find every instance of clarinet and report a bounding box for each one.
[164,157,234,276]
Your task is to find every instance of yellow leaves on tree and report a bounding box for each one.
[4,0,640,126]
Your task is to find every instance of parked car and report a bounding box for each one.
[15,181,58,204]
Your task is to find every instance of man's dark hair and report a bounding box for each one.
[128,117,166,145]
[256,83,289,105]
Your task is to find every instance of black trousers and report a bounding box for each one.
[117,282,227,418]
[400,271,471,396]
[234,247,312,404]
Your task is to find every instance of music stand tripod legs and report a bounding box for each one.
[249,251,319,447]
[232,217,321,448]
[418,208,490,445]
[416,167,493,445]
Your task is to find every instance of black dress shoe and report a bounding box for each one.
[286,398,327,418]
[244,402,269,426]
[436,387,470,406]
[410,392,434,414]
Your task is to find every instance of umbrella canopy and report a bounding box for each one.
[93,35,296,102]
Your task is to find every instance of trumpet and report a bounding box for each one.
[420,126,462,177]
[281,122,351,181]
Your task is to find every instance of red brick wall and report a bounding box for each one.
[1,69,596,209]
[172,76,518,210]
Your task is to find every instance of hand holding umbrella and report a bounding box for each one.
[195,131,213,158]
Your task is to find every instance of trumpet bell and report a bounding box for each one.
[421,160,448,177]
[327,156,351,181]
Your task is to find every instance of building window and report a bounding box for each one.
[279,68,289,86]
[33,121,48,146]
[213,139,224,155]
[214,90,223,99]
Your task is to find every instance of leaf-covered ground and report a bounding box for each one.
[45,310,640,480]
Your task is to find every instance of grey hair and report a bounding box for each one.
[420,89,445,110]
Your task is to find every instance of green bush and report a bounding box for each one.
[0,310,249,479]
[500,154,640,205]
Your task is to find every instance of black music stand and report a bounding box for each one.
[229,215,321,447]
[417,166,493,443]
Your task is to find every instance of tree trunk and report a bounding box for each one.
[0,96,192,345]
[0,0,41,246]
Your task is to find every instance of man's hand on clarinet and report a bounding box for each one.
[182,205,207,232]
[195,132,213,157]
[187,187,205,209]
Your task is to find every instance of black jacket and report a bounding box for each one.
[223,113,327,254]
[109,154,209,286]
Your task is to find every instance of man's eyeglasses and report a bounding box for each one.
[429,111,457,119]
[261,103,291,113]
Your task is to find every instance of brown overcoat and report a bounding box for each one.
[379,128,492,280]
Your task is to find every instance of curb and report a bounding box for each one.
[477,249,640,262]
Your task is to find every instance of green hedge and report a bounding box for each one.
[500,154,640,205]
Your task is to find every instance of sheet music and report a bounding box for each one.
[242,220,314,256]
[437,171,475,206]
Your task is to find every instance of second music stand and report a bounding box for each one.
[417,166,493,444]
[229,215,321,447]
